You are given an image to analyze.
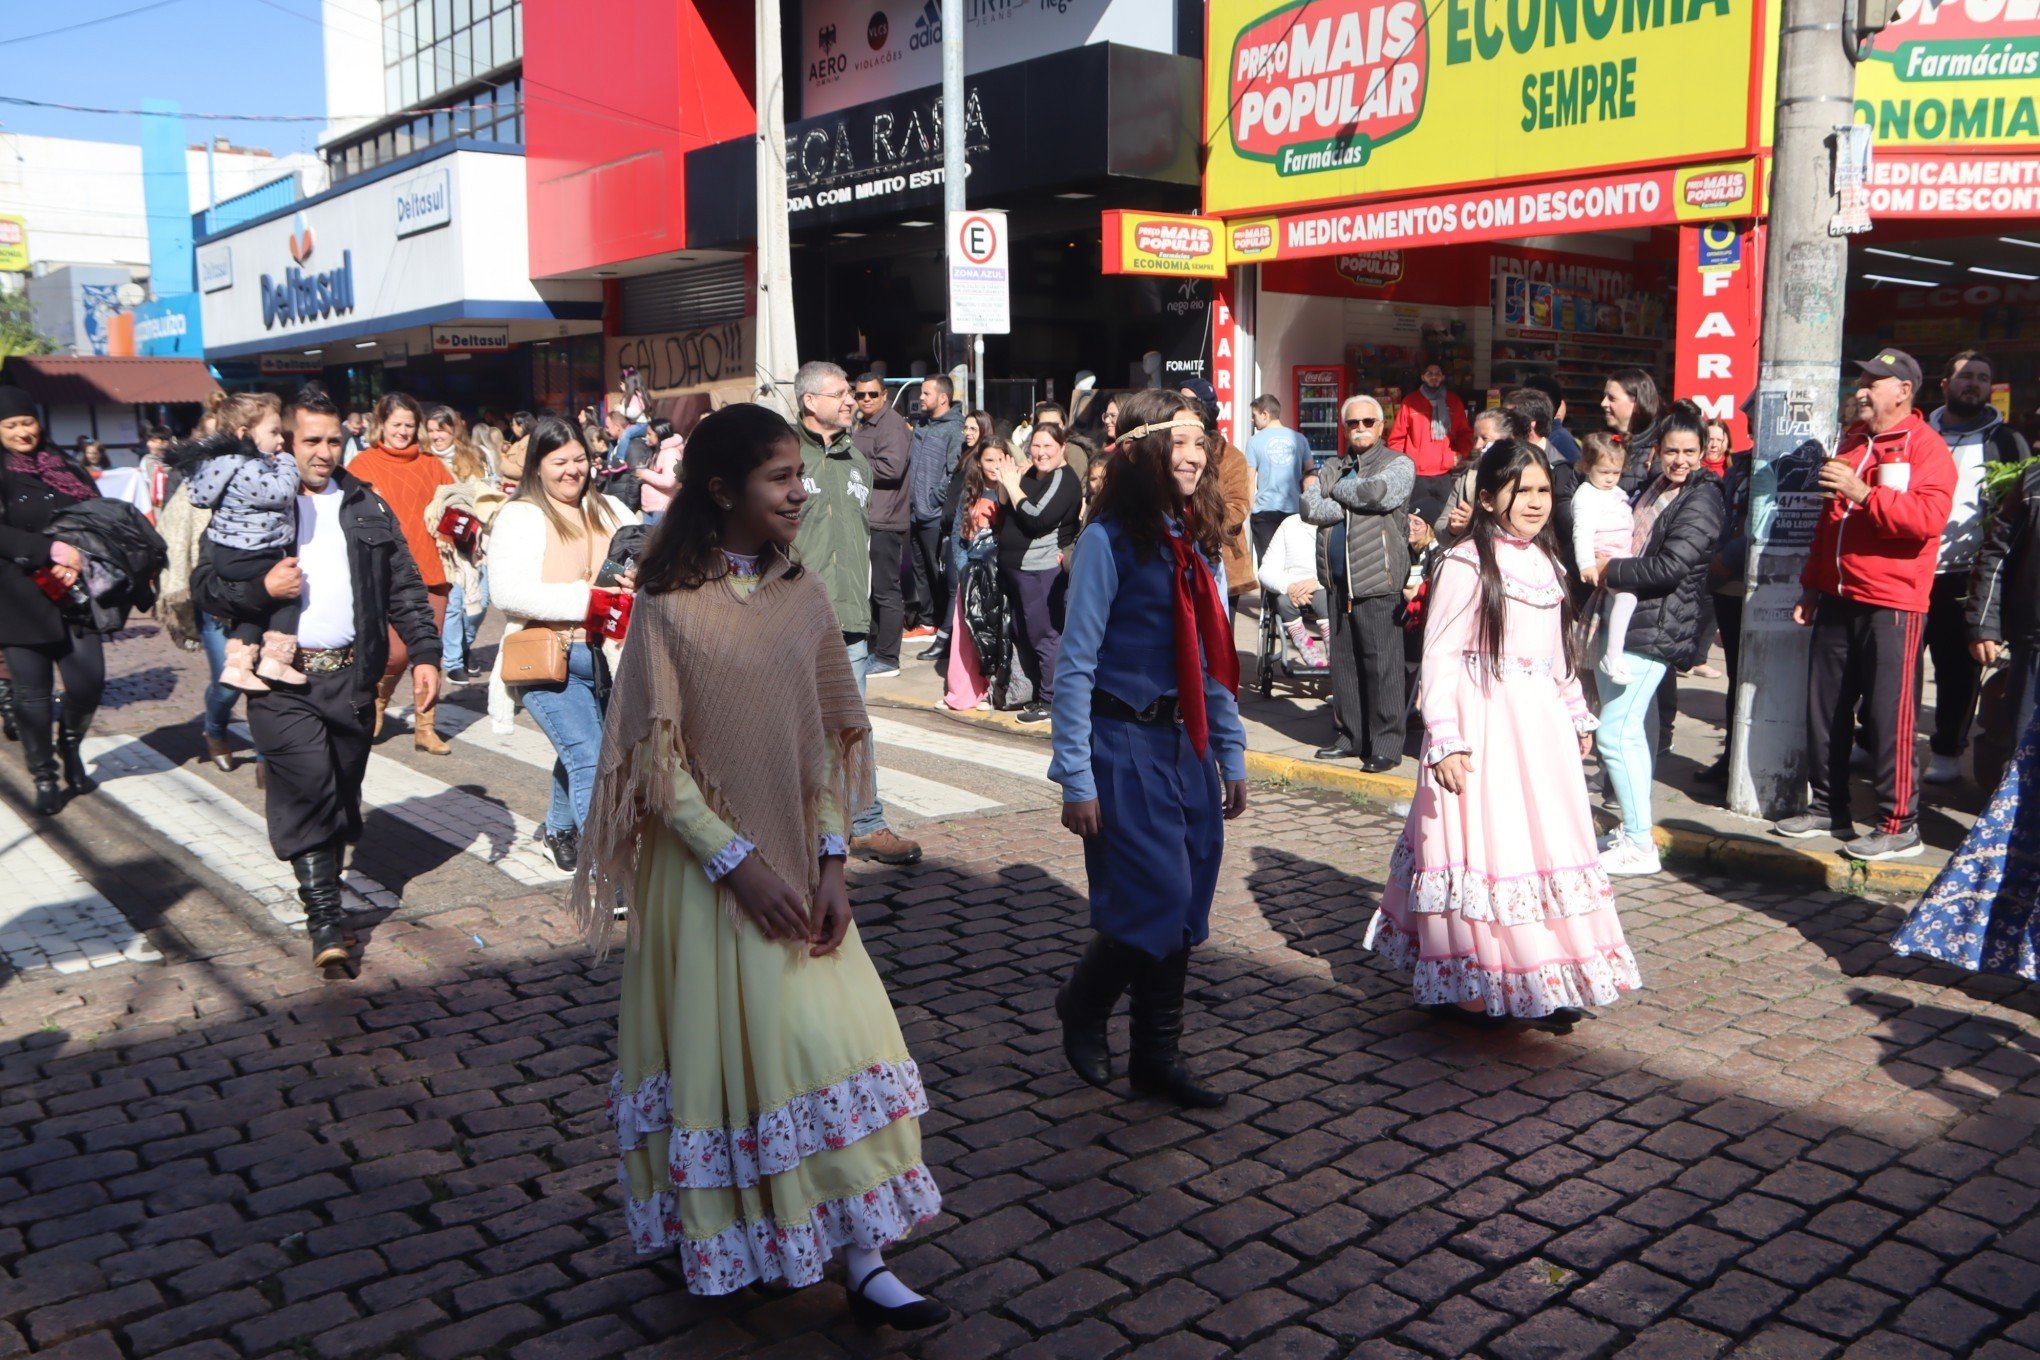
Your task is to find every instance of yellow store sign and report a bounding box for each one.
[1205,0,1764,216]
[1854,0,2040,147]
[0,216,27,274]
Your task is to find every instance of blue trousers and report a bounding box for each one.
[1595,652,1669,842]
[1083,715,1223,959]
[521,642,604,836]
[442,568,487,673]
[845,635,888,837]
[197,614,242,741]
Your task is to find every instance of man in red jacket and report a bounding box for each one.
[1387,361,1472,502]
[1775,348,1955,861]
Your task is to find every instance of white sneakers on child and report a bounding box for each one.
[1598,832,1661,876]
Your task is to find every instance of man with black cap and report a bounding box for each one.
[1775,348,1955,862]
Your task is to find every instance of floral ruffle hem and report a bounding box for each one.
[609,1058,928,1190]
[1365,909,1642,1018]
[1391,836,1617,926]
[624,1161,943,1295]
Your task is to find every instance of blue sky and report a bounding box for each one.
[0,0,330,158]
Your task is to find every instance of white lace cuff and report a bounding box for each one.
[1572,713,1600,735]
[1424,738,1473,767]
[703,836,756,881]
[818,834,847,859]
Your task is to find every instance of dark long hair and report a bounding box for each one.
[512,413,621,543]
[1465,438,1578,678]
[634,403,803,594]
[1087,389,1224,562]
[961,408,997,462]
[1607,368,1660,437]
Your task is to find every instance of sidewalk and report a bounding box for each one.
[871,614,1985,900]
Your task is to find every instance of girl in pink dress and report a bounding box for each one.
[1367,439,1643,1029]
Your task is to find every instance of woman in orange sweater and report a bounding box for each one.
[347,391,456,752]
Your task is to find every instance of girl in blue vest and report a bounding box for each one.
[1048,389,1249,1108]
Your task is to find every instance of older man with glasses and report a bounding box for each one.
[850,374,915,677]
[1300,394,1415,770]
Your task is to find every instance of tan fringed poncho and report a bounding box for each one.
[570,549,876,955]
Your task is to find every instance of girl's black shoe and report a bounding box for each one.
[847,1267,950,1331]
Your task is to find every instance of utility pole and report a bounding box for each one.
[941,0,974,407]
[753,0,799,417]
[1729,0,1862,819]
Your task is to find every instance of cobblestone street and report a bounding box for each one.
[2,696,2037,1358]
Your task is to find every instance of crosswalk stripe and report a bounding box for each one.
[867,715,1053,783]
[226,723,571,887]
[82,735,399,929]
[870,767,1000,817]
[0,798,158,973]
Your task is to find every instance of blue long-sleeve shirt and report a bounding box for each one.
[1048,521,1249,803]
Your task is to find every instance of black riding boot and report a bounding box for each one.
[56,709,96,795]
[1127,949,1226,1109]
[1055,935,1139,1088]
[292,841,352,968]
[16,715,59,815]
[0,677,16,742]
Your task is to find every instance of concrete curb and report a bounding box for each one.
[872,691,1936,901]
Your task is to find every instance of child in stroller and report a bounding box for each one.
[1253,512,1330,694]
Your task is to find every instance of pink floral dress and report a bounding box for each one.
[1367,537,1644,1016]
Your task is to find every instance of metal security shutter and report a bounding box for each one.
[619,262,749,333]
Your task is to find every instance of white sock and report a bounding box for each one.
[844,1245,924,1308]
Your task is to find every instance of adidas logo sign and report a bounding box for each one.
[910,0,941,49]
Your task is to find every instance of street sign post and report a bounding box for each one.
[947,209,1010,337]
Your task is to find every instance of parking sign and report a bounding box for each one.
[947,210,1010,335]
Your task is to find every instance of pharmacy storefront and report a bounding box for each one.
[198,146,603,413]
[1117,0,2039,455]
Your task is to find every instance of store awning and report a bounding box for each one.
[1,356,220,406]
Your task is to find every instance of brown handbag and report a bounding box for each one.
[499,623,568,685]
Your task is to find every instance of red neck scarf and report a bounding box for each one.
[1167,520,1240,757]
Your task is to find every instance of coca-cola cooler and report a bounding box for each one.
[1293,366,1349,464]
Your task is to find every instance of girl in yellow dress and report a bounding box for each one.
[572,403,947,1327]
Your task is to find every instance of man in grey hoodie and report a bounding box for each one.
[905,375,966,663]
[1924,350,2031,784]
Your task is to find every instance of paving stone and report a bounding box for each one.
[1488,1307,1621,1360]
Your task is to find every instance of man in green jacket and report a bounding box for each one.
[794,360,923,866]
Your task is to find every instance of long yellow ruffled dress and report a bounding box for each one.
[606,566,939,1297]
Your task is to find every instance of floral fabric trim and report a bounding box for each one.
[1365,910,1643,1018]
[1391,835,1615,924]
[1460,653,1556,679]
[1572,713,1601,735]
[1423,737,1474,767]
[627,1162,942,1296]
[609,1059,928,1189]
[702,836,756,882]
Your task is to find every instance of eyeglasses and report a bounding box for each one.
[1345,417,1380,429]
[854,390,884,400]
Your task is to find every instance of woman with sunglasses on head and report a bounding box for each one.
[1300,394,1416,771]
[1049,390,1249,1110]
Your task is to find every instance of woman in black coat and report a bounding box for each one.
[0,387,106,814]
[1580,400,1725,876]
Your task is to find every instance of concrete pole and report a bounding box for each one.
[1728,0,1859,819]
[753,0,799,417]
[942,0,970,390]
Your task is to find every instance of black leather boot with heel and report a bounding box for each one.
[1055,935,1140,1088]
[16,717,59,815]
[292,841,352,969]
[1127,949,1227,1109]
[56,711,96,796]
[0,678,17,742]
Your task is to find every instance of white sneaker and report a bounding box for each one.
[1923,753,1962,785]
[1597,829,1625,852]
[1599,837,1661,876]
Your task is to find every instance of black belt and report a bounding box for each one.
[1093,691,1181,725]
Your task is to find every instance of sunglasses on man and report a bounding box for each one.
[1345,416,1380,429]
[854,388,885,401]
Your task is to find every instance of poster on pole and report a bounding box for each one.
[947,210,1011,335]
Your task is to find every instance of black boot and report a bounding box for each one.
[56,711,96,795]
[1127,949,1226,1109]
[1055,935,1138,1088]
[0,678,16,742]
[291,841,352,968]
[16,717,59,816]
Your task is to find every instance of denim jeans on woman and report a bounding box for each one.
[520,640,604,837]
[197,614,242,741]
[845,635,888,838]
[1595,652,1670,842]
[443,568,488,674]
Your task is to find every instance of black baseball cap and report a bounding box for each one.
[1854,348,1923,390]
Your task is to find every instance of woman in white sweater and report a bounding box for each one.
[487,414,639,870]
[1255,512,1330,667]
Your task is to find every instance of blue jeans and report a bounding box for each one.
[196,614,241,741]
[845,635,888,837]
[521,641,604,837]
[1595,652,1670,842]
[641,510,663,527]
[443,569,487,673]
